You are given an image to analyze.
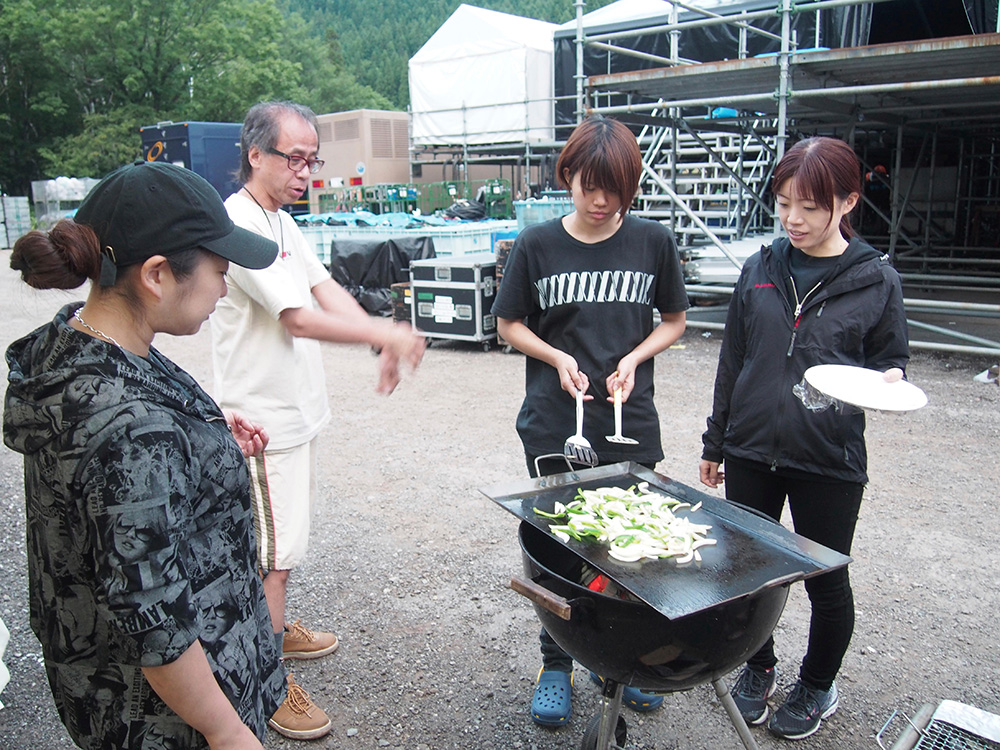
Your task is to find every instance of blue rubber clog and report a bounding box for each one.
[589,671,665,712]
[531,668,573,726]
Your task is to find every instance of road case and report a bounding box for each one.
[410,252,497,350]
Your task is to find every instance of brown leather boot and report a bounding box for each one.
[282,619,339,660]
[268,673,332,740]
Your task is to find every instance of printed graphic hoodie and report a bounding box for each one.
[3,303,284,749]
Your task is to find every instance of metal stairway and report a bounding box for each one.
[632,118,779,283]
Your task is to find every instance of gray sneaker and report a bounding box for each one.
[730,666,777,725]
[768,680,839,740]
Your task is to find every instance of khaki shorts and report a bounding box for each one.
[247,438,318,571]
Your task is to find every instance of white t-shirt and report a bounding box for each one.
[210,192,332,450]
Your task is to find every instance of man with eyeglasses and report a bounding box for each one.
[210,100,425,741]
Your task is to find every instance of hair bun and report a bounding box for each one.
[10,221,100,290]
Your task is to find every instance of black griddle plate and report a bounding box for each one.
[481,462,851,621]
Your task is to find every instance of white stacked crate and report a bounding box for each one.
[298,220,517,267]
[31,177,100,229]
[1,197,32,249]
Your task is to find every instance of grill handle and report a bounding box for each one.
[510,576,572,620]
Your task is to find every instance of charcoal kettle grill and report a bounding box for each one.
[481,463,852,750]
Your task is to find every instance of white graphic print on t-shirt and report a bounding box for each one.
[534,270,655,309]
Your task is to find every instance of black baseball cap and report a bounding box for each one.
[74,160,278,285]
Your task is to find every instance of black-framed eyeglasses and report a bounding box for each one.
[267,147,325,174]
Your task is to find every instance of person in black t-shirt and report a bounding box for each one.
[492,115,688,727]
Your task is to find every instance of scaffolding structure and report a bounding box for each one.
[410,0,1000,354]
[582,0,1000,355]
[409,117,571,201]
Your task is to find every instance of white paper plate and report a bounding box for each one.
[804,364,928,412]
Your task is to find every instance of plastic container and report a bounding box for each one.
[298,220,519,265]
[421,225,495,257]
[298,225,399,266]
[1,196,32,249]
[491,227,519,251]
[514,198,574,232]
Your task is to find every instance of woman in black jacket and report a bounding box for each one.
[700,137,909,741]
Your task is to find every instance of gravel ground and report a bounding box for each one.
[0,255,998,750]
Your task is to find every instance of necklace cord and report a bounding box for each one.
[242,186,285,258]
[73,309,122,349]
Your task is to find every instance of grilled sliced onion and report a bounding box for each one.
[535,482,716,563]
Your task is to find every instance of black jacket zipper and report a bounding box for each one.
[786,276,824,357]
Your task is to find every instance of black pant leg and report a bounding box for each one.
[784,476,863,690]
[722,457,791,671]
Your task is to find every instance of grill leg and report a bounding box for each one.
[713,677,761,750]
[594,680,625,750]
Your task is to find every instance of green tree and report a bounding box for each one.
[0,0,79,194]
[48,0,299,127]
[38,105,154,178]
[279,16,394,114]
[1,0,389,193]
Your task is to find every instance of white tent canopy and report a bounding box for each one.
[409,4,558,146]
[554,0,781,36]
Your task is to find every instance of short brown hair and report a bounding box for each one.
[556,116,642,216]
[772,137,862,238]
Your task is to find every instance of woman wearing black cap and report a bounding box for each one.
[3,161,287,749]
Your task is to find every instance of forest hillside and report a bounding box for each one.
[1,0,612,195]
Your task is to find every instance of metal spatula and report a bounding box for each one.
[606,387,639,445]
[564,389,599,466]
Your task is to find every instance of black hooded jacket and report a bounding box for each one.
[701,236,909,483]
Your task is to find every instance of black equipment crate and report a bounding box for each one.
[494,239,514,277]
[410,252,497,347]
[390,281,411,324]
[139,121,241,199]
[493,239,514,351]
